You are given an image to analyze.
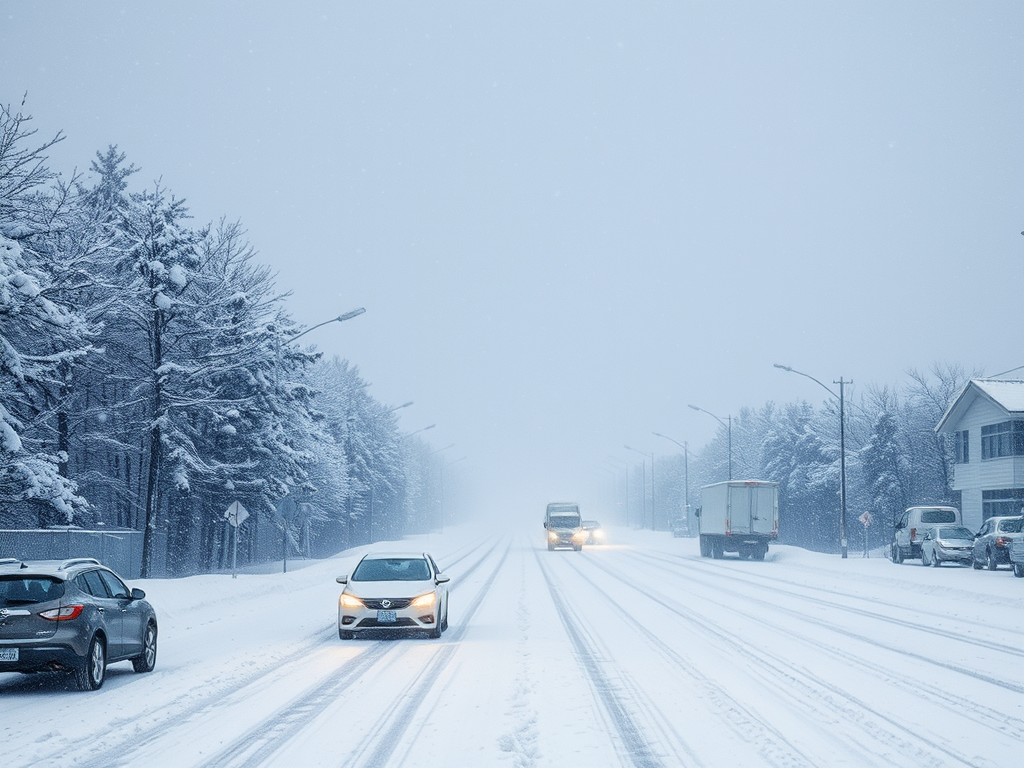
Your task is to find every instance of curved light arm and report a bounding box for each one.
[288,307,366,345]
[773,363,837,399]
[688,404,727,430]
[652,431,686,452]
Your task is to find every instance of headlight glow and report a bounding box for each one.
[340,593,364,609]
[411,592,436,609]
[548,531,559,541]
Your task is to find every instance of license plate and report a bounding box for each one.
[0,648,18,662]
[377,610,397,623]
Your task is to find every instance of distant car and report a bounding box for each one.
[544,502,586,551]
[920,526,975,567]
[582,520,605,545]
[0,557,157,690]
[971,516,1024,571]
[336,552,449,639]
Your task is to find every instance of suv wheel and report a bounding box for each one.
[132,622,158,673]
[75,635,106,691]
[1014,562,1024,578]
[988,549,999,571]
[921,549,930,566]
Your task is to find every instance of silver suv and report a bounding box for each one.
[0,558,157,690]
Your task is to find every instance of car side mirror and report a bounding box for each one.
[336,575,348,584]
[435,574,450,584]
[694,509,701,518]
[542,522,547,529]
[130,587,146,600]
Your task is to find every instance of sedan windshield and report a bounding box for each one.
[936,527,974,540]
[351,558,431,581]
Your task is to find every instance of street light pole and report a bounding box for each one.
[607,456,630,526]
[625,445,652,528]
[275,307,365,572]
[773,363,851,559]
[652,432,690,533]
[688,405,732,480]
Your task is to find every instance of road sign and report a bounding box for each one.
[224,501,249,528]
[275,495,297,521]
[859,511,872,528]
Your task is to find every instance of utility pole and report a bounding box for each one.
[836,377,849,559]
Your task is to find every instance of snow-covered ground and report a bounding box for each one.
[3,525,1023,768]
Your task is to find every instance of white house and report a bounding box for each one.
[935,378,1024,531]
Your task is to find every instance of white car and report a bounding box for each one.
[336,552,449,639]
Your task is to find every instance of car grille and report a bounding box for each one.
[356,617,419,628]
[362,598,412,610]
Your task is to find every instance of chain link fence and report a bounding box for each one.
[0,527,150,579]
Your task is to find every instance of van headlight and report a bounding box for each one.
[548,531,559,542]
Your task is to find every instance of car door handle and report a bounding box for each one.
[97,607,104,612]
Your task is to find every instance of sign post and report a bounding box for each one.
[859,511,873,558]
[224,501,249,578]
[275,496,297,573]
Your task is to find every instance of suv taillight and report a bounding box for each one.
[39,605,83,621]
[910,527,916,541]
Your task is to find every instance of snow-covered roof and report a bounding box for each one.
[935,379,1024,432]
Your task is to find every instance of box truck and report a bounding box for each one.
[695,480,778,560]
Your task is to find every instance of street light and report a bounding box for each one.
[625,445,654,529]
[652,432,689,534]
[388,400,414,413]
[407,424,435,437]
[275,307,365,573]
[774,363,851,559]
[689,405,732,480]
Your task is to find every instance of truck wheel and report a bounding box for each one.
[1014,563,1024,578]
[712,540,724,559]
[547,542,554,551]
[699,536,710,558]
[751,547,766,562]
[894,546,904,564]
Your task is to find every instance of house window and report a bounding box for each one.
[954,430,969,464]
[982,489,1024,519]
[980,421,1024,459]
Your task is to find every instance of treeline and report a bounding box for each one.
[627,366,970,553]
[0,103,444,575]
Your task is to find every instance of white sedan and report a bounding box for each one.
[336,552,450,639]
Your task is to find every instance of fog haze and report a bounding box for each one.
[3,2,1022,516]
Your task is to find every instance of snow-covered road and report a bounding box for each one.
[3,527,1023,768]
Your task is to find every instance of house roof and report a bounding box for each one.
[935,379,1024,433]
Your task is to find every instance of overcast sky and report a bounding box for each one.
[3,2,1022,515]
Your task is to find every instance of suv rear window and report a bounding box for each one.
[0,576,64,605]
[920,510,957,524]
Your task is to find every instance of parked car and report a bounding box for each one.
[892,506,961,563]
[971,516,1024,571]
[920,526,975,567]
[0,557,157,690]
[336,552,449,639]
[1010,537,1024,578]
[582,520,605,545]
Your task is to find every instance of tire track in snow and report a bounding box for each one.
[347,539,511,768]
[564,554,816,768]
[59,537,497,768]
[535,548,671,768]
[646,549,1024,660]
[196,538,508,768]
[632,549,1024,694]
[608,549,987,768]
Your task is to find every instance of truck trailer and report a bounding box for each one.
[695,480,778,560]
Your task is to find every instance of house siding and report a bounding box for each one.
[948,395,1024,531]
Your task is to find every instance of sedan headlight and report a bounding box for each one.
[410,592,436,609]
[340,593,365,609]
